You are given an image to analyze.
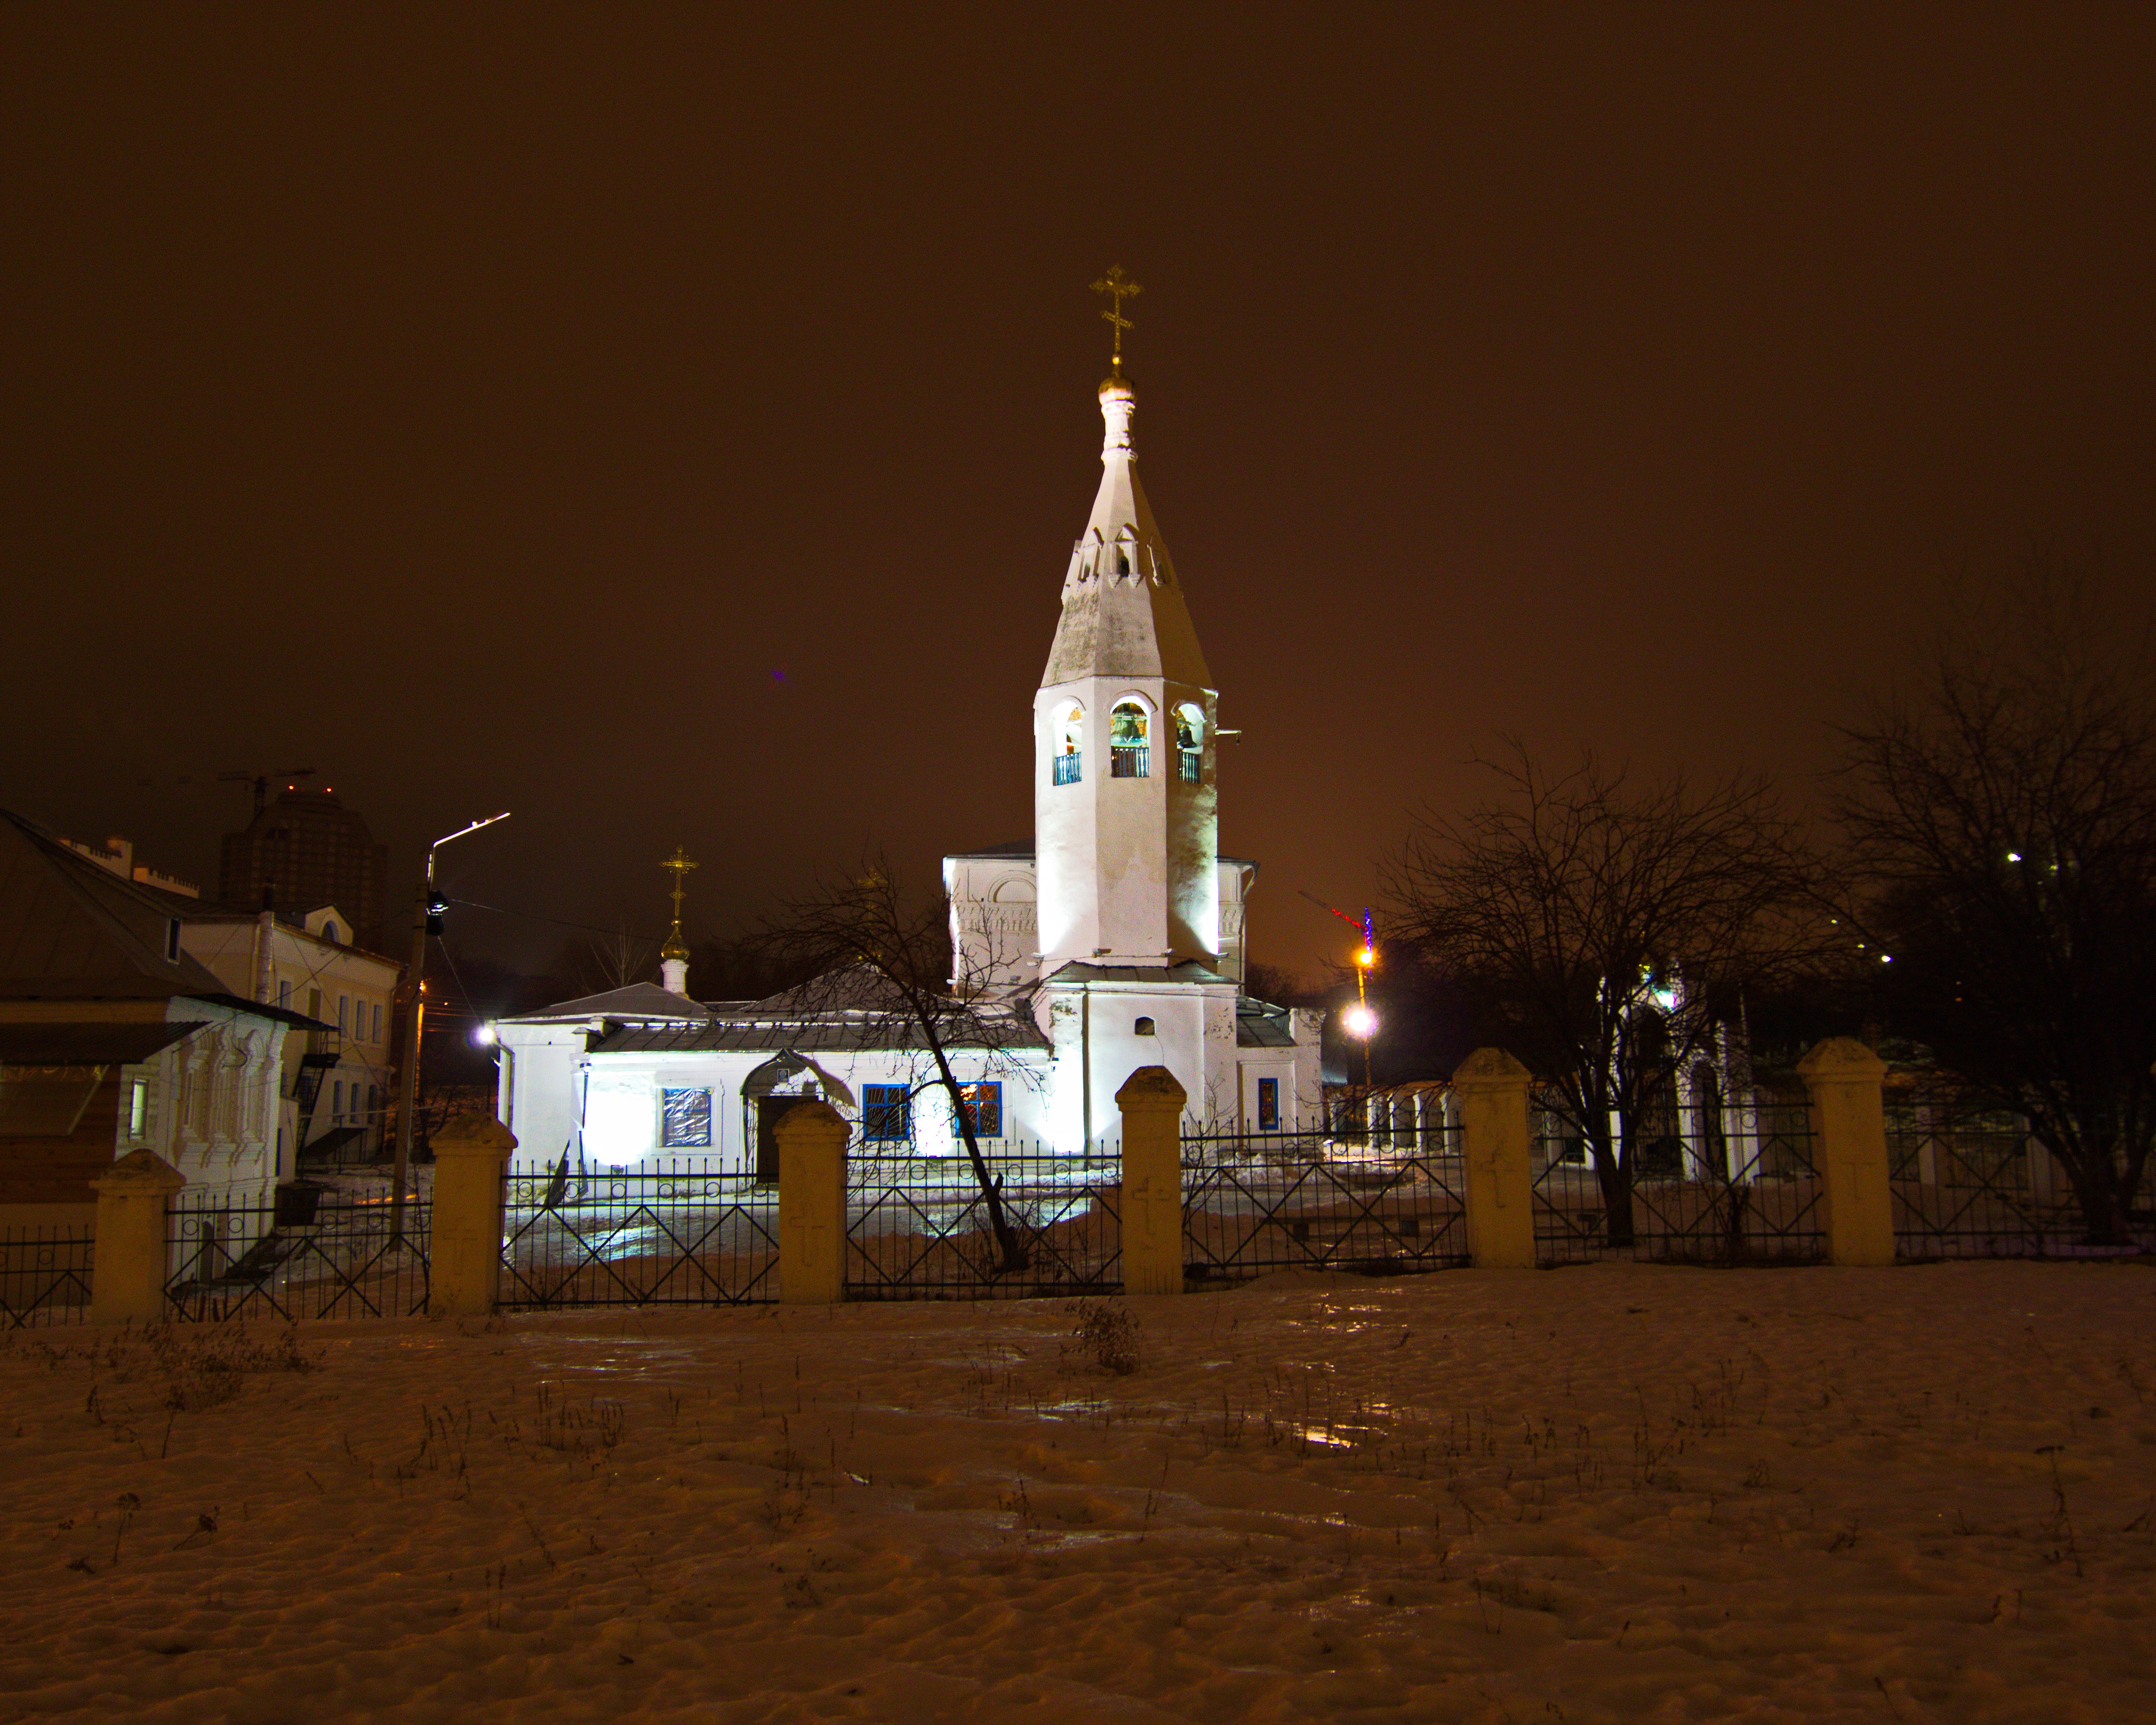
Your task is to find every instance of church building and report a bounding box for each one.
[492,342,1323,1170]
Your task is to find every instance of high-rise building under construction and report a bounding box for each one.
[219,784,390,952]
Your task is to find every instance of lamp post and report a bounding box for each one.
[391,812,510,1242]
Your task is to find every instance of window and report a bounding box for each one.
[338,996,350,1034]
[367,1083,380,1125]
[164,919,182,962]
[1052,701,1083,784]
[1257,1077,1280,1132]
[372,1002,382,1042]
[1134,1016,1156,1036]
[278,979,292,1010]
[955,1082,1002,1139]
[321,921,338,944]
[1110,702,1149,777]
[661,1087,713,1148]
[862,1084,911,1143]
[127,1078,148,1139]
[331,1079,343,1123]
[1175,703,1203,783]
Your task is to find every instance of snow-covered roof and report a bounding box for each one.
[501,981,715,1026]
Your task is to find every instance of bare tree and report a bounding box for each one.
[575,917,658,995]
[1384,745,1825,1245]
[1835,570,2156,1243]
[762,849,1043,1273]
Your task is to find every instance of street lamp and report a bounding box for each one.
[391,811,510,1241]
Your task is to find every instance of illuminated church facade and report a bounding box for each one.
[493,353,1323,1169]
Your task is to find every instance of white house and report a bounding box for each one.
[493,360,1322,1168]
[167,902,402,1166]
[0,811,326,1225]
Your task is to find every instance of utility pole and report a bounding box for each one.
[391,812,510,1243]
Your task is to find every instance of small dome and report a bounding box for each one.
[1099,368,1136,400]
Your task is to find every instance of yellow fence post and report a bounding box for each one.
[1452,1047,1536,1269]
[1797,1037,1896,1267]
[431,1114,517,1316]
[1116,1065,1188,1296]
[89,1150,185,1326]
[777,1100,848,1305]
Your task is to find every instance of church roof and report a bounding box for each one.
[503,981,715,1025]
[1041,959,1233,986]
[1234,995,1300,1049]
[1041,374,1213,689]
[590,965,1049,1056]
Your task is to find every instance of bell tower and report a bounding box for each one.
[1033,280,1219,972]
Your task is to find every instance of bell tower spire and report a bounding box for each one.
[1033,275,1220,972]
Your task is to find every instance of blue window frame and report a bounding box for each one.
[1256,1077,1280,1132]
[1053,752,1082,786]
[955,1082,1002,1139]
[863,1084,912,1143]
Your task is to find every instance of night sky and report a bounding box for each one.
[7,7,2153,980]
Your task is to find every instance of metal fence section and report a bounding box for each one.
[1532,1100,1826,1265]
[0,1224,93,1329]
[1182,1128,1470,1282]
[846,1145,1121,1300]
[165,1187,430,1321]
[501,1159,778,1308]
[1886,1098,2154,1258]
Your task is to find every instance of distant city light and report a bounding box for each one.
[2007,851,2022,862]
[1342,1003,1378,1039]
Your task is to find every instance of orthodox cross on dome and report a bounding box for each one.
[660,845,697,962]
[1091,266,1142,373]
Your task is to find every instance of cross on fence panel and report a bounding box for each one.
[0,1224,93,1330]
[1530,1100,1826,1266]
[845,1146,1122,1300]
[500,1161,778,1308]
[1181,1129,1471,1281]
[165,1188,431,1322]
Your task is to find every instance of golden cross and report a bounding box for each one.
[660,846,697,924]
[1090,265,1142,370]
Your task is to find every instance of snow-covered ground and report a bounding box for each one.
[4,1261,2152,1723]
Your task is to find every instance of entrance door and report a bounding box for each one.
[755,1097,793,1184]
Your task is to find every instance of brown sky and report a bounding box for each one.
[5,5,2153,979]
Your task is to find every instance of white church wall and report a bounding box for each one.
[499,1036,1057,1173]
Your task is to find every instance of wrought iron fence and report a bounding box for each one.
[846,1144,1121,1299]
[1532,1100,1825,1265]
[1182,1128,1470,1281]
[1886,1097,2154,1258]
[501,1159,778,1307]
[0,1224,93,1329]
[165,1187,430,1321]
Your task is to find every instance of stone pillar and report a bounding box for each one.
[1116,1065,1187,1296]
[90,1150,185,1326]
[431,1114,517,1316]
[777,1100,848,1305]
[1797,1037,1896,1267]
[1452,1048,1536,1269]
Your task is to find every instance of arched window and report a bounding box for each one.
[1134,1016,1156,1036]
[1052,701,1083,786]
[1174,703,1203,783]
[1110,702,1150,778]
[321,921,338,945]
